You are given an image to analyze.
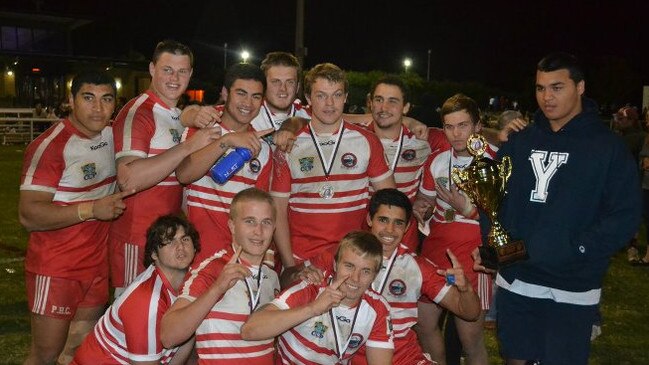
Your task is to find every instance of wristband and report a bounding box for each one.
[77,202,94,221]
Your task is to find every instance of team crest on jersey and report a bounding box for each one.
[299,157,314,172]
[388,279,407,296]
[341,153,357,168]
[401,149,416,161]
[436,177,449,189]
[81,163,97,181]
[311,321,328,338]
[169,128,181,143]
[249,158,261,173]
[348,333,364,349]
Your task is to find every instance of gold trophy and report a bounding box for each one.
[451,134,527,269]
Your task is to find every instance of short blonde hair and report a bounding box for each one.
[334,231,383,272]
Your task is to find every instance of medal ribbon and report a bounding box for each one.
[237,255,264,313]
[388,127,405,172]
[328,283,362,360]
[262,101,296,130]
[309,121,345,178]
[374,248,399,294]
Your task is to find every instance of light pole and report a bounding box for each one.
[223,42,228,69]
[241,50,250,63]
[427,49,432,81]
[403,58,412,73]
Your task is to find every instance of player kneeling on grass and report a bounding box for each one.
[72,215,198,364]
[241,230,394,365]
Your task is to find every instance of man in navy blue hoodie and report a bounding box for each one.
[488,53,641,364]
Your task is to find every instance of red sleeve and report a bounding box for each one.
[306,248,336,274]
[113,103,155,155]
[279,282,319,309]
[365,132,390,179]
[427,128,450,152]
[419,153,437,195]
[415,256,447,302]
[120,285,165,356]
[186,259,225,299]
[367,297,393,344]
[21,133,64,190]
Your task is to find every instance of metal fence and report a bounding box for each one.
[0,108,59,145]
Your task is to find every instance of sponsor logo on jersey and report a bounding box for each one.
[348,333,364,349]
[249,158,261,173]
[311,321,328,338]
[81,163,97,180]
[388,279,407,296]
[299,157,314,172]
[336,315,351,323]
[401,149,416,161]
[341,153,357,168]
[90,141,108,151]
[169,129,181,143]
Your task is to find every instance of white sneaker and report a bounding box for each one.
[591,324,602,341]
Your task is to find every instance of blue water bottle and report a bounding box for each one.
[209,148,252,184]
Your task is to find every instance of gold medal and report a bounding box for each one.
[444,208,456,222]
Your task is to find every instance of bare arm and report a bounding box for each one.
[272,196,295,268]
[180,105,221,128]
[241,274,348,340]
[279,262,324,289]
[365,347,394,365]
[19,189,131,232]
[166,337,195,365]
[343,113,373,126]
[160,253,251,347]
[117,127,221,193]
[175,129,272,184]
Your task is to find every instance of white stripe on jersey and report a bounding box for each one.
[124,244,139,286]
[33,275,51,315]
[22,122,66,187]
[121,93,149,153]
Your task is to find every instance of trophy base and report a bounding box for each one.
[479,240,528,270]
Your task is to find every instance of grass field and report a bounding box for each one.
[0,145,648,364]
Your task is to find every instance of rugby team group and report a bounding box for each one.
[19,40,641,365]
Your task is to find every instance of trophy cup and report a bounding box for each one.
[451,134,527,269]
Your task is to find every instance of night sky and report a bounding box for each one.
[3,0,647,104]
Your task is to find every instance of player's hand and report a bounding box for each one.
[298,265,324,284]
[93,189,135,221]
[311,274,348,315]
[402,116,429,140]
[191,106,223,128]
[186,124,222,153]
[436,184,473,217]
[220,128,274,157]
[498,117,528,142]
[471,247,497,274]
[213,247,251,293]
[273,130,297,153]
[437,249,471,292]
[412,198,433,225]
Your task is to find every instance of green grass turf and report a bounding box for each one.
[0,145,648,364]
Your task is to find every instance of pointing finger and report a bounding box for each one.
[330,273,350,290]
[446,249,461,268]
[229,245,243,264]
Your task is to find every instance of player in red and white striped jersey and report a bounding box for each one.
[72,215,198,365]
[242,231,394,365]
[284,189,481,365]
[161,188,279,364]
[271,63,395,268]
[20,71,130,364]
[413,94,495,365]
[176,64,274,266]
[110,40,220,293]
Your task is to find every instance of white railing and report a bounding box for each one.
[0,112,60,145]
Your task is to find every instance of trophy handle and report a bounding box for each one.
[451,168,467,187]
[499,156,512,191]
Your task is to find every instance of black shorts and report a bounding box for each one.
[496,288,597,365]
